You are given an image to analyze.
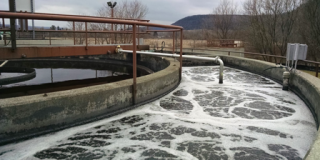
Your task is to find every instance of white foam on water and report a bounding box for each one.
[0,66,317,160]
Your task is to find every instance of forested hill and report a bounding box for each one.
[172,14,248,30]
[172,15,211,30]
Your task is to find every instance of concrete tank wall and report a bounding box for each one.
[0,57,180,144]
[182,55,320,159]
[218,56,320,160]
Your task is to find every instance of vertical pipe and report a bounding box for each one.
[25,18,28,32]
[173,32,175,54]
[132,24,137,105]
[180,29,183,80]
[85,22,88,50]
[31,0,35,39]
[111,8,114,31]
[2,18,4,28]
[51,68,53,83]
[137,25,140,47]
[19,18,22,32]
[111,8,114,44]
[9,0,17,50]
[2,18,6,45]
[49,32,51,45]
[316,64,319,77]
[73,21,75,45]
[4,34,7,46]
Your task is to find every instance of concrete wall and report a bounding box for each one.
[217,56,320,160]
[181,55,319,160]
[0,57,180,144]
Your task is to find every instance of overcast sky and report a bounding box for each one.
[0,0,246,28]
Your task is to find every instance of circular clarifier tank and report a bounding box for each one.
[0,59,153,99]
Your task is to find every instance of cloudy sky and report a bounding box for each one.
[0,0,246,28]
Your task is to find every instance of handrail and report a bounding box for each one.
[0,29,149,34]
[0,10,150,22]
[146,29,181,32]
[0,11,184,105]
[0,12,182,29]
[159,46,319,77]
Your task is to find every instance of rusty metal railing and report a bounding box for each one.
[0,11,184,105]
[161,47,319,78]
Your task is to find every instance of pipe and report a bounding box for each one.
[0,60,8,67]
[119,49,224,84]
[0,12,182,29]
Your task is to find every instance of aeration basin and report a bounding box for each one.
[0,55,319,160]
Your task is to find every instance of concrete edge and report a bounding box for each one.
[217,56,320,160]
[0,57,180,145]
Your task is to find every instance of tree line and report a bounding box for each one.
[201,0,320,61]
[65,0,148,45]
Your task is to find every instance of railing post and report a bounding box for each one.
[85,22,88,50]
[49,32,51,45]
[2,18,4,29]
[316,64,319,77]
[180,29,183,80]
[9,0,17,50]
[172,31,175,54]
[4,35,6,46]
[95,32,96,45]
[137,25,140,47]
[132,24,137,105]
[228,51,230,56]
[73,21,75,45]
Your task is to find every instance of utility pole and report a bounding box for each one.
[107,1,117,44]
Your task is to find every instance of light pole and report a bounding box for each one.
[107,1,117,44]
[107,1,117,31]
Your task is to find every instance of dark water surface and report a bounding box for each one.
[0,68,127,88]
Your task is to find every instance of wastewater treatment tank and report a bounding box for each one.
[0,58,153,99]
[0,65,316,160]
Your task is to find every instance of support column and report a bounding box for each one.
[316,64,319,77]
[172,31,175,54]
[73,21,75,45]
[132,24,137,105]
[85,22,88,50]
[9,0,17,50]
[180,29,183,80]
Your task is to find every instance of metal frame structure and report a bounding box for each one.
[0,11,183,105]
[161,46,320,78]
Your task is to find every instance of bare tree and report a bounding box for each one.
[299,0,320,61]
[96,0,148,44]
[201,0,238,47]
[244,0,301,57]
[67,21,86,45]
[213,0,238,39]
